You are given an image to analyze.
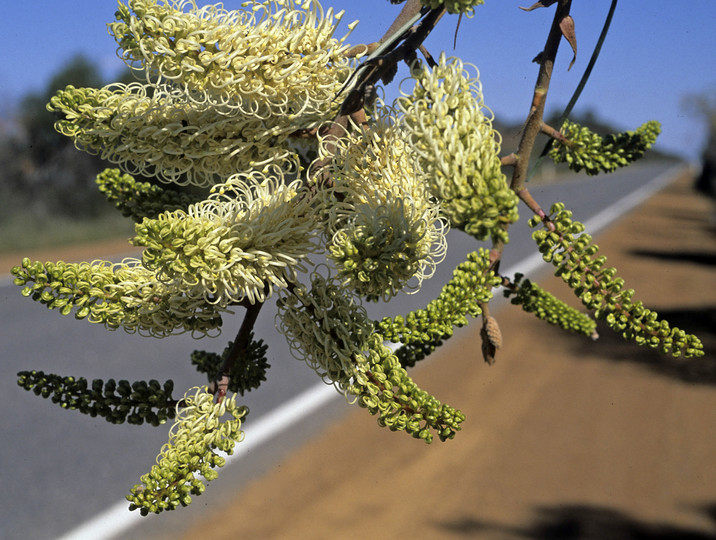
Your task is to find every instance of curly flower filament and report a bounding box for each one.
[49,0,362,185]
[127,386,248,515]
[48,82,304,186]
[397,54,518,244]
[134,167,318,306]
[110,0,357,118]
[277,274,465,442]
[277,271,374,395]
[315,108,447,301]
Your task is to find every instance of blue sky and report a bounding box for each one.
[2,1,715,161]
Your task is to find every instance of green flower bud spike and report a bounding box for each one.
[530,203,704,358]
[398,54,519,243]
[377,248,502,366]
[95,168,201,222]
[548,119,661,175]
[11,257,225,337]
[503,273,598,339]
[127,386,248,515]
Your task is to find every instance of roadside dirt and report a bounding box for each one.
[0,237,141,276]
[177,171,716,539]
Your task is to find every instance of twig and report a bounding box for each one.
[540,121,570,144]
[212,302,263,401]
[510,0,573,193]
[500,153,519,167]
[338,7,446,115]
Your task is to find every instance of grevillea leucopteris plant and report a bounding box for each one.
[13,0,705,516]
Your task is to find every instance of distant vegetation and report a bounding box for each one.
[0,54,684,254]
[0,55,136,252]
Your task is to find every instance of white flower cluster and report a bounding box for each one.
[316,106,448,300]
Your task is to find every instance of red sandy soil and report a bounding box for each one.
[1,238,141,276]
[176,171,716,539]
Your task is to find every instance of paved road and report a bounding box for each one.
[0,162,680,540]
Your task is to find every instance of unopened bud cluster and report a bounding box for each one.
[531,204,704,357]
[549,120,661,175]
[354,334,466,443]
[127,386,247,515]
[377,249,501,358]
[504,273,598,338]
[12,257,225,337]
[95,168,200,222]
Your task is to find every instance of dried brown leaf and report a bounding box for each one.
[560,14,577,70]
[519,0,558,12]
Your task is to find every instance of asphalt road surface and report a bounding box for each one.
[0,162,681,540]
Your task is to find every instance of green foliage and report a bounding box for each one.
[96,168,201,222]
[504,273,598,338]
[127,387,247,515]
[549,119,661,175]
[191,335,270,396]
[530,204,704,358]
[17,370,176,426]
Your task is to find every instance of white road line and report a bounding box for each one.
[56,382,340,540]
[49,164,684,540]
[581,164,684,234]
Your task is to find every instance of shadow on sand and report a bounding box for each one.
[567,306,716,386]
[435,503,716,539]
[629,249,716,267]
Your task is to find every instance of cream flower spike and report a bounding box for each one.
[397,54,519,244]
[134,165,318,306]
[276,271,373,397]
[110,0,357,120]
[315,105,448,301]
[49,83,297,186]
